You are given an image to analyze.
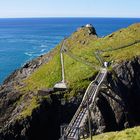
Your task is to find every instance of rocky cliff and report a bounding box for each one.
[0,24,140,140]
[90,56,140,134]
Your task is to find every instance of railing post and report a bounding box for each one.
[86,93,92,140]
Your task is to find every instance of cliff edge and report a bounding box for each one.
[0,24,140,140]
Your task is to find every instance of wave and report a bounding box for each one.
[40,49,46,52]
[24,52,33,56]
[24,50,46,57]
[40,44,48,48]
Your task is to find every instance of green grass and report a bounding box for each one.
[85,126,140,140]
[18,23,140,118]
[18,96,40,118]
[22,27,99,94]
[22,52,62,92]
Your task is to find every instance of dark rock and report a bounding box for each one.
[88,56,140,135]
[0,94,80,140]
[38,88,54,96]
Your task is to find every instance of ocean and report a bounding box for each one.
[0,18,140,84]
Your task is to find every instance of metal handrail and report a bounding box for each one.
[61,69,107,140]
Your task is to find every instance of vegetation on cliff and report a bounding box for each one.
[86,126,140,140]
[0,23,140,140]
[19,23,140,118]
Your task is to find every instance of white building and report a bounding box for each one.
[104,62,109,68]
[85,24,93,28]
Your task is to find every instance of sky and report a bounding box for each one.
[0,0,140,18]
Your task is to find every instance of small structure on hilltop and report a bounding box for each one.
[85,24,93,28]
[103,61,109,68]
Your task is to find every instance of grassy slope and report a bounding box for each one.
[19,23,140,118]
[86,126,140,140]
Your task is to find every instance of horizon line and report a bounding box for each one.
[0,16,140,19]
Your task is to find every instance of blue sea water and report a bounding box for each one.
[0,18,140,84]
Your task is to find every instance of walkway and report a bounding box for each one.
[60,68,107,140]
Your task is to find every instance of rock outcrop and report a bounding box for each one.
[89,56,140,135]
